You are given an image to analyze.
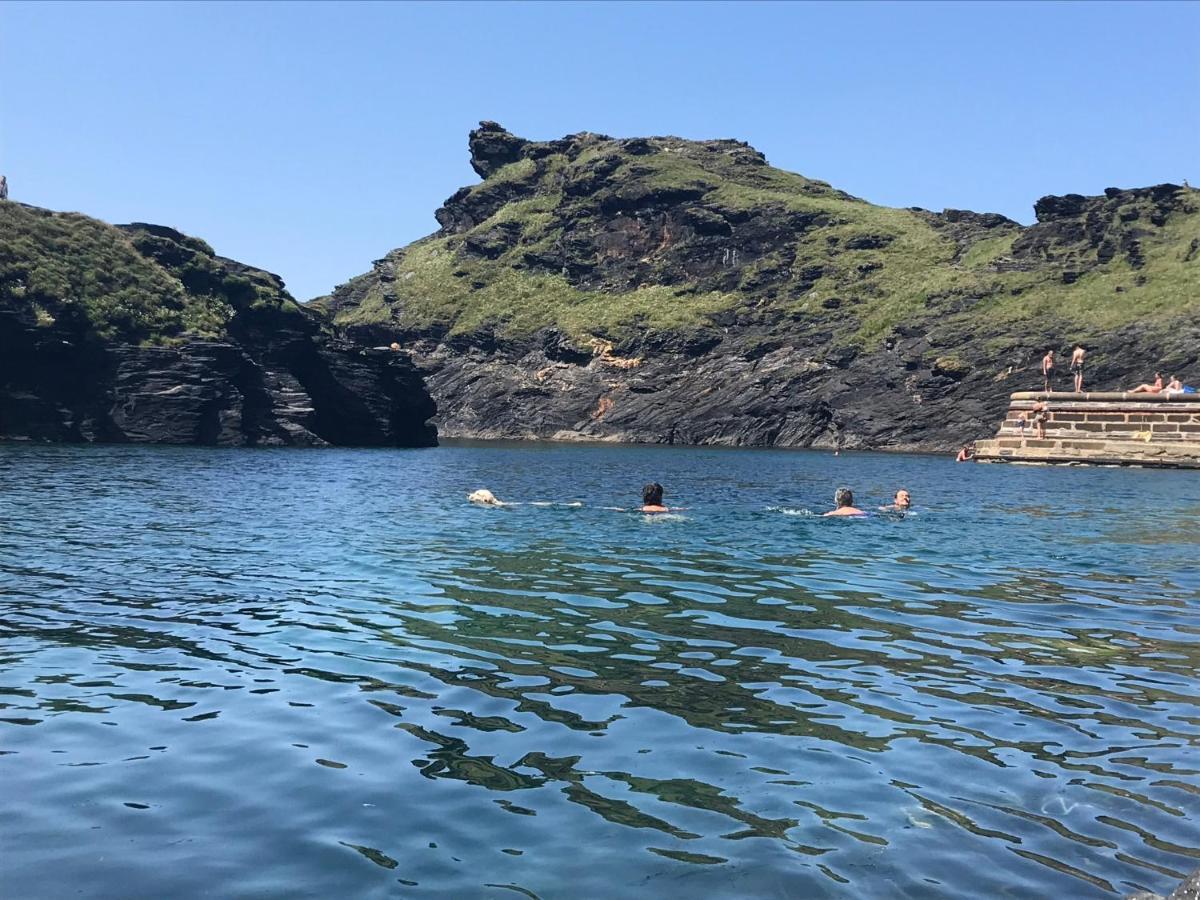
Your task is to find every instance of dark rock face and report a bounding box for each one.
[0,210,437,447]
[348,317,1195,452]
[468,121,530,178]
[0,310,436,447]
[1017,183,1186,270]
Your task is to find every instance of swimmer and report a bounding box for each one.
[468,489,505,507]
[640,482,670,513]
[881,489,911,512]
[956,443,976,462]
[824,487,866,517]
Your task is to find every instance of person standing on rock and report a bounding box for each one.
[1070,345,1086,392]
[0,175,8,201]
[1041,349,1056,393]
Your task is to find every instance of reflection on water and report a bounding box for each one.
[1,442,1197,898]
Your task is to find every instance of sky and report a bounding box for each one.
[1,0,1197,300]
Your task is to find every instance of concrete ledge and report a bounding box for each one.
[1011,391,1199,403]
[975,438,1200,469]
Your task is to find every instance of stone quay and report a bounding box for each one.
[974,391,1200,468]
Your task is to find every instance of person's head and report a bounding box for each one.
[1046,349,1055,357]
[642,482,664,506]
[895,489,911,508]
[835,487,854,508]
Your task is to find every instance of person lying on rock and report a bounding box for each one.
[824,487,866,517]
[1130,373,1164,394]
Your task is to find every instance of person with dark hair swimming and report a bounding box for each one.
[881,489,911,512]
[641,482,669,513]
[824,487,866,517]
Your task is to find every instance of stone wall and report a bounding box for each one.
[975,391,1200,468]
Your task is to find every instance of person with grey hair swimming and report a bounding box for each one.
[824,486,866,517]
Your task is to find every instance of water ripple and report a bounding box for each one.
[1,442,1197,897]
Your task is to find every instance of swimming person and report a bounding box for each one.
[641,482,670,513]
[1070,345,1086,392]
[468,489,506,506]
[881,489,911,511]
[824,487,866,517]
[956,444,975,461]
[1042,349,1056,392]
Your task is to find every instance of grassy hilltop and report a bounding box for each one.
[0,202,303,346]
[317,122,1198,356]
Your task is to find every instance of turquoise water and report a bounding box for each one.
[1,442,1197,898]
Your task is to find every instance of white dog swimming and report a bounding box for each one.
[467,489,505,507]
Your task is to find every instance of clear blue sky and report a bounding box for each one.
[2,1,1196,300]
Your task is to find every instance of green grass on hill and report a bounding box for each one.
[327,133,1198,349]
[0,202,301,345]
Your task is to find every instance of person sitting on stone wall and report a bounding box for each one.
[1164,375,1184,394]
[1130,373,1164,394]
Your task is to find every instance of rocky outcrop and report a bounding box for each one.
[0,205,436,447]
[1126,867,1200,900]
[319,123,1200,451]
[0,312,435,448]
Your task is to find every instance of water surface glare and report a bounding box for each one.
[1,442,1197,898]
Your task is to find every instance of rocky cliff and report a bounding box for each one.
[0,203,436,446]
[317,122,1199,449]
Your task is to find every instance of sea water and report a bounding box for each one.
[1,442,1197,898]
